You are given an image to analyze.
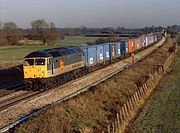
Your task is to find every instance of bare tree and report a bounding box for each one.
[0,29,7,46]
[31,19,59,45]
[80,25,87,38]
[3,22,23,46]
[48,22,59,42]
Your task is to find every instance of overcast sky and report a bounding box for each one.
[0,0,180,28]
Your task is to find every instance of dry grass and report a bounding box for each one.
[12,38,176,133]
[126,45,180,133]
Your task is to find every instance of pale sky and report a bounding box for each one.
[0,0,180,28]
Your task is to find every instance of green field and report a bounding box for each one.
[128,49,180,133]
[0,36,97,63]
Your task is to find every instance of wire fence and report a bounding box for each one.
[102,44,178,133]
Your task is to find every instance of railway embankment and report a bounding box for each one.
[11,38,178,133]
[126,46,180,133]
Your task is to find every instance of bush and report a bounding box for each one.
[95,38,107,44]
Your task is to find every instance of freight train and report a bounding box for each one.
[23,32,162,90]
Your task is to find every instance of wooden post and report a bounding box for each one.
[121,106,125,121]
[129,98,135,116]
[137,88,141,97]
[119,108,123,123]
[124,103,129,117]
[142,85,147,95]
[126,100,130,112]
[140,87,144,96]
[117,113,120,124]
[115,119,118,132]
[130,97,134,109]
[112,123,115,133]
[108,125,110,133]
[132,94,138,111]
[135,91,139,102]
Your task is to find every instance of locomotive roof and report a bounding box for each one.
[24,50,52,58]
[24,46,82,58]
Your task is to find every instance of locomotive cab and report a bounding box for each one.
[24,58,48,78]
[23,50,53,79]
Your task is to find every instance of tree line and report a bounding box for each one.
[0,19,171,47]
[0,19,60,46]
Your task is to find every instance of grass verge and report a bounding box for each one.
[126,47,180,133]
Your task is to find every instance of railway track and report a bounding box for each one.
[0,91,45,115]
[0,81,25,99]
[0,37,166,132]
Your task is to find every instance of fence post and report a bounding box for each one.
[124,103,129,118]
[132,94,137,110]
[117,113,120,125]
[108,125,110,133]
[129,97,134,111]
[137,88,141,98]
[121,106,125,121]
[115,119,118,133]
[126,100,131,117]
[112,123,115,133]
[135,91,139,103]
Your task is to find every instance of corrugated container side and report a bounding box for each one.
[150,35,154,44]
[83,47,88,66]
[136,38,141,50]
[103,44,110,61]
[128,39,133,52]
[128,39,136,52]
[155,34,158,42]
[114,43,121,57]
[146,36,149,46]
[109,43,116,59]
[96,45,104,63]
[126,41,129,53]
[154,34,157,42]
[148,35,151,44]
[140,37,143,49]
[157,33,162,41]
[83,46,97,66]
[120,41,126,56]
[142,36,146,47]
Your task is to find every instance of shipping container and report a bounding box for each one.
[146,36,149,46]
[136,38,141,50]
[154,34,158,42]
[103,43,110,61]
[150,35,154,44]
[140,37,143,49]
[126,41,129,53]
[148,35,151,44]
[128,39,136,52]
[157,33,162,41]
[109,43,116,59]
[83,46,97,66]
[120,41,126,56]
[142,36,146,47]
[96,45,104,63]
[114,42,121,57]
